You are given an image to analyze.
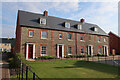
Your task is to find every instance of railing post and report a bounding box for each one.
[113,55,114,66]
[98,56,99,62]
[19,68,20,80]
[87,54,89,62]
[92,56,93,61]
[26,66,28,80]
[118,56,120,78]
[16,69,18,78]
[22,63,23,80]
[105,55,106,63]
[33,73,35,80]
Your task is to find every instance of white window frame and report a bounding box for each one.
[41,46,47,56]
[41,31,47,39]
[29,31,33,37]
[68,46,72,55]
[104,38,106,42]
[98,47,102,54]
[68,34,72,40]
[80,35,84,41]
[77,24,82,30]
[59,33,62,39]
[94,27,98,31]
[98,37,101,42]
[65,22,70,28]
[40,18,46,25]
[81,47,84,54]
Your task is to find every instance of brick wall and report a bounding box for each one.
[109,32,120,54]
[19,26,109,58]
[15,14,21,53]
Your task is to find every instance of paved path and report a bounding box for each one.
[0,53,10,80]
[0,53,2,80]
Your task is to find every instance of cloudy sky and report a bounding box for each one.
[0,0,119,38]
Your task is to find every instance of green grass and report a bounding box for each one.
[27,59,119,78]
[11,59,119,78]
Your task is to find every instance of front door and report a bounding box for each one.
[57,44,64,58]
[88,45,93,56]
[28,44,33,58]
[59,45,62,57]
[103,46,108,55]
[89,46,91,55]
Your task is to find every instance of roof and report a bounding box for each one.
[18,10,108,36]
[109,31,120,38]
[0,38,15,46]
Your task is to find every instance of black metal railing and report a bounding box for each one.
[16,63,41,80]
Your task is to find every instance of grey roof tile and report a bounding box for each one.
[18,10,108,36]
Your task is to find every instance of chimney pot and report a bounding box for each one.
[44,10,48,16]
[80,18,85,23]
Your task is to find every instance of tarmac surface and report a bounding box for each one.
[0,53,10,80]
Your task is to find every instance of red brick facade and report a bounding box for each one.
[15,13,21,53]
[108,32,120,54]
[15,10,110,59]
[15,26,109,59]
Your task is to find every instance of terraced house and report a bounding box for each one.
[15,10,109,59]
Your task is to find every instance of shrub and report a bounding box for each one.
[8,53,25,69]
[35,56,58,60]
[64,54,85,58]
[109,54,115,56]
[76,54,85,58]
[64,56,71,58]
[97,53,107,57]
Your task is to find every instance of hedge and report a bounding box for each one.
[35,56,58,60]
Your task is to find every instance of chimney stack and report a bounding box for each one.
[80,18,85,23]
[44,10,48,16]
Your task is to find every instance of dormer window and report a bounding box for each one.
[93,27,98,31]
[91,27,98,32]
[65,22,70,28]
[77,24,82,30]
[94,27,98,31]
[40,18,46,25]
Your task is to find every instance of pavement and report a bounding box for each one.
[88,55,120,66]
[0,53,10,80]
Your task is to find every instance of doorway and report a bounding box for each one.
[57,44,64,58]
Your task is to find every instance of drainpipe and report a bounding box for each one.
[75,33,77,55]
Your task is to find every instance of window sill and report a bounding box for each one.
[80,40,85,42]
[68,39,73,41]
[29,36,33,38]
[40,23,46,25]
[41,54,47,56]
[41,38,47,40]
[68,54,72,55]
[81,53,84,54]
[59,38,62,40]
